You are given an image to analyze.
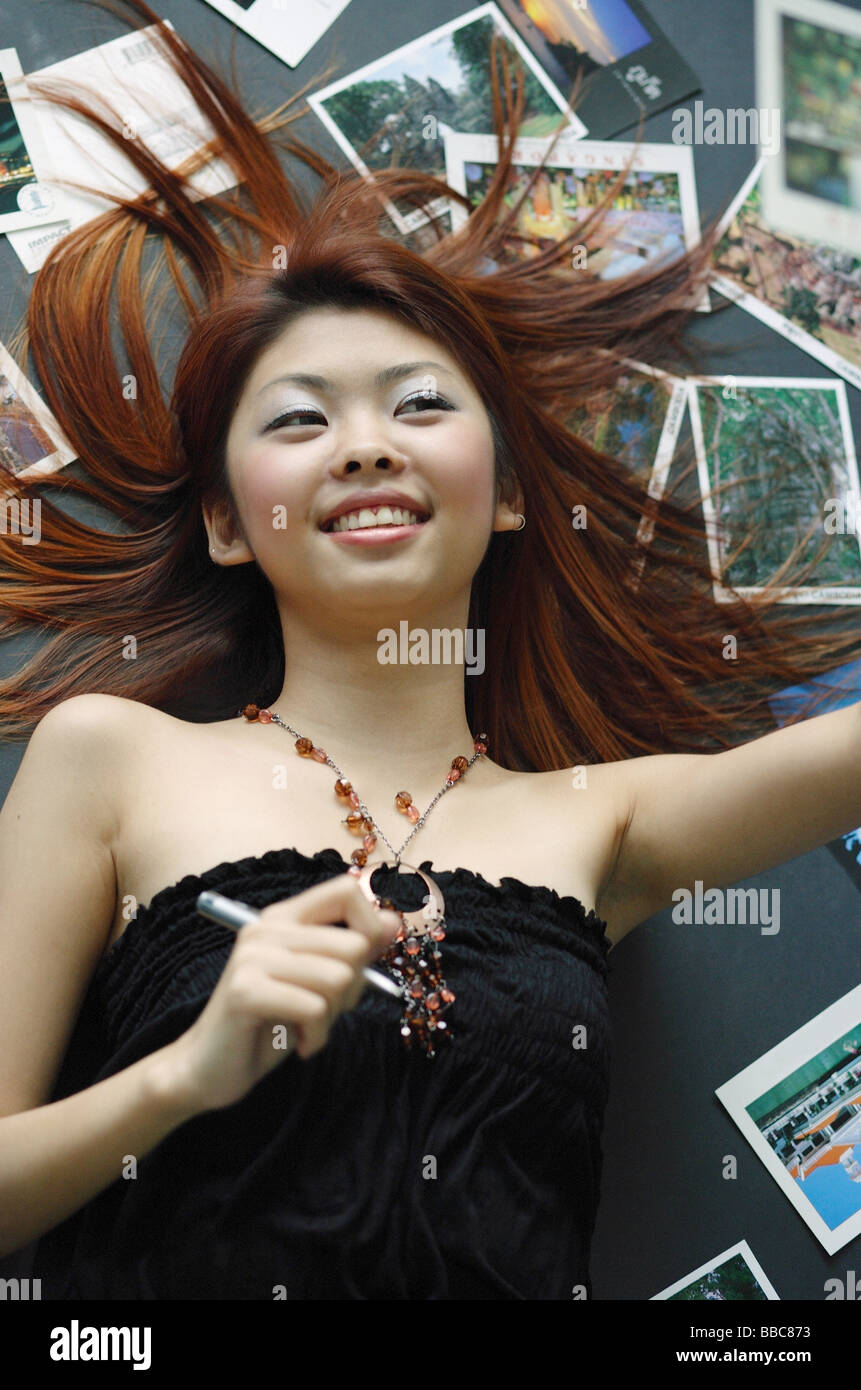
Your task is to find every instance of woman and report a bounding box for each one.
[0,2,858,1298]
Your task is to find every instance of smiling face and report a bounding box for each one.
[204,305,522,624]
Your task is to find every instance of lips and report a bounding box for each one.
[318,492,432,531]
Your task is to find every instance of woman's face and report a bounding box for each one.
[208,305,519,621]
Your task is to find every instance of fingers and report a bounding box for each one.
[256,873,401,963]
[224,876,404,1062]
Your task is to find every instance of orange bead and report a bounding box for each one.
[242,703,259,721]
[334,779,352,799]
[395,791,412,811]
[451,755,468,773]
[350,848,367,866]
[345,813,363,833]
[295,737,313,756]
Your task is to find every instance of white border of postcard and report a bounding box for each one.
[443,132,707,310]
[308,3,587,236]
[755,0,861,258]
[651,1239,780,1300]
[198,0,352,70]
[688,375,861,605]
[0,341,77,482]
[712,159,861,393]
[0,48,66,232]
[716,980,861,1255]
[6,22,238,276]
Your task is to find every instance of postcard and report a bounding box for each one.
[651,1239,780,1300]
[716,982,861,1256]
[496,0,702,139]
[0,48,64,233]
[688,376,861,605]
[5,22,239,275]
[755,0,861,258]
[198,0,352,69]
[769,657,861,895]
[0,341,77,482]
[564,358,687,592]
[307,3,587,237]
[712,159,861,393]
[443,132,707,308]
[566,358,688,492]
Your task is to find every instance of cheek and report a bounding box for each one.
[439,420,497,513]
[231,446,307,541]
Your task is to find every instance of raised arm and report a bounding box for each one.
[595,700,861,944]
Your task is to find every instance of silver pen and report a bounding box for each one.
[195,889,404,1002]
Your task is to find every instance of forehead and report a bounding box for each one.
[240,305,472,397]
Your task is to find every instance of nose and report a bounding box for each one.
[333,438,410,478]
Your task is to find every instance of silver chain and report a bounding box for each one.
[266,711,484,864]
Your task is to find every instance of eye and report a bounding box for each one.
[262,391,454,433]
[263,407,324,431]
[396,391,454,415]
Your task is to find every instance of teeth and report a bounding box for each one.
[328,505,423,533]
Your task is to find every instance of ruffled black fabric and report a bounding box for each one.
[34,846,613,1300]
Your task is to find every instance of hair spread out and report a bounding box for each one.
[0,0,857,767]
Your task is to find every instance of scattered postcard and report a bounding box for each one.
[566,357,687,491]
[651,1239,780,1300]
[496,0,702,139]
[198,0,352,69]
[716,982,861,1256]
[307,3,588,237]
[712,159,861,393]
[0,48,64,233]
[769,656,861,896]
[5,22,240,275]
[0,341,76,482]
[755,0,861,258]
[565,358,687,590]
[443,132,707,308]
[688,376,861,605]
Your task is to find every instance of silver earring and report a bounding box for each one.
[513,513,526,531]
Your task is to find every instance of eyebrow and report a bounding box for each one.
[256,360,456,397]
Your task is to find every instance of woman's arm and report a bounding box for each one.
[0,694,204,1257]
[595,699,861,943]
[0,1043,201,1258]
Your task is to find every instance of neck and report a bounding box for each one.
[266,601,488,791]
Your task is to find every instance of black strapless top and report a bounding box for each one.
[34,846,613,1300]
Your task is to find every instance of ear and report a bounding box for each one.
[492,478,525,533]
[202,494,255,566]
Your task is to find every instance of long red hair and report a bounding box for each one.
[0,0,857,768]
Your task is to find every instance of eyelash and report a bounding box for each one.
[263,390,454,432]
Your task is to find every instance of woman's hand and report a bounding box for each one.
[165,874,402,1112]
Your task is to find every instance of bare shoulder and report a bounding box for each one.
[38,692,148,772]
[32,695,183,827]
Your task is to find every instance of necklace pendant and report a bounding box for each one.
[354,858,455,1058]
